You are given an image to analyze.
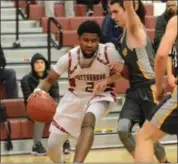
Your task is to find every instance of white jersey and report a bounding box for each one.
[50,44,124,137]
[53,43,124,97]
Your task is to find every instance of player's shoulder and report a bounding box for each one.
[167,16,177,28]
[68,46,80,55]
[98,43,117,53]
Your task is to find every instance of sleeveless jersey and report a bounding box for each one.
[67,44,119,96]
[118,30,155,88]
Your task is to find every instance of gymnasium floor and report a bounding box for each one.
[1,144,177,163]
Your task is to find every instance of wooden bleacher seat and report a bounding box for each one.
[29,4,45,20]
[29,3,154,20]
[41,16,103,33]
[41,17,70,33]
[1,99,26,118]
[61,31,79,47]
[56,28,155,47]
[146,29,155,43]
[145,3,154,16]
[0,120,21,140]
[69,17,103,30]
[0,82,6,99]
[145,16,156,29]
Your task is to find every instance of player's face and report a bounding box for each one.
[79,33,99,56]
[110,3,126,28]
[166,1,177,16]
[34,59,45,73]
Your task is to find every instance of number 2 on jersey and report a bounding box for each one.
[85,82,94,92]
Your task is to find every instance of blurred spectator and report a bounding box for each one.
[76,0,100,16]
[153,0,177,53]
[101,0,109,16]
[0,44,18,99]
[21,53,70,155]
[37,0,75,17]
[101,14,123,47]
[101,0,146,48]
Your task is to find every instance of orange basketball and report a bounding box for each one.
[27,93,56,123]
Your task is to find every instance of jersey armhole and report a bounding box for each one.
[104,46,110,64]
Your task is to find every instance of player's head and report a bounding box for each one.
[110,0,146,27]
[77,20,101,58]
[166,0,177,16]
[31,53,49,77]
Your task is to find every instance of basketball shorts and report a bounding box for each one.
[49,91,116,138]
[119,84,157,126]
[150,86,178,135]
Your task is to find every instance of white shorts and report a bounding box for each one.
[49,91,116,138]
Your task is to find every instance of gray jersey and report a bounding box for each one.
[118,31,155,87]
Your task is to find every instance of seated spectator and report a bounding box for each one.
[101,14,123,47]
[37,0,75,17]
[0,44,18,99]
[76,0,100,16]
[21,53,71,156]
[153,0,177,53]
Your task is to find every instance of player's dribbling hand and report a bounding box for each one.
[27,88,46,102]
[33,88,46,96]
[93,80,108,96]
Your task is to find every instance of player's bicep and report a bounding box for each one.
[46,70,60,84]
[157,18,177,58]
[107,46,125,64]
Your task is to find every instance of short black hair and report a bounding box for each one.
[110,0,146,24]
[110,0,124,8]
[77,20,101,37]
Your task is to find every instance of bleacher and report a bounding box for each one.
[1,0,176,155]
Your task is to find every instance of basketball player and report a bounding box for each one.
[134,15,177,163]
[33,20,125,163]
[94,0,169,163]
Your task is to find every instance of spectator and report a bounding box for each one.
[153,0,177,53]
[37,1,75,17]
[0,44,18,99]
[101,14,123,47]
[101,0,109,16]
[76,0,100,16]
[21,53,70,156]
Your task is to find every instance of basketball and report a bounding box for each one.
[27,93,56,123]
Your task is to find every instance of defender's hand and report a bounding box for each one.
[168,74,176,89]
[108,62,124,74]
[93,80,108,96]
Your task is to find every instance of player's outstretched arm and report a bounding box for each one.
[155,16,177,98]
[38,70,60,93]
[124,0,146,48]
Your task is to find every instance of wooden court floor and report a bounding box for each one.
[1,145,177,163]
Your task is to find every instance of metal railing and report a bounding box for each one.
[47,17,63,69]
[13,0,30,48]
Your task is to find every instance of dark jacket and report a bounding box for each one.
[153,11,173,53]
[101,14,123,47]
[20,53,60,105]
[0,44,6,80]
